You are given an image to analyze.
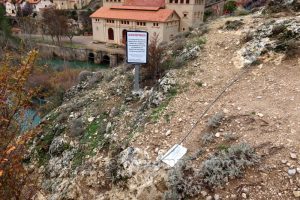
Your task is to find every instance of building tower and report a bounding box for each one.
[165,0,205,31]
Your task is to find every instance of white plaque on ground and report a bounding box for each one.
[161,144,187,167]
[126,31,148,64]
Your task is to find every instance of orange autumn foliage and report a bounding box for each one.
[0,50,40,199]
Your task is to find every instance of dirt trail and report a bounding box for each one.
[133,15,300,199]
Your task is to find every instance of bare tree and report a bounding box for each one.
[66,21,79,44]
[143,33,166,81]
[41,8,68,45]
[17,16,36,48]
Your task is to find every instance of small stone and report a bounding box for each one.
[201,191,208,197]
[223,108,229,113]
[290,153,297,160]
[165,130,171,136]
[242,193,247,199]
[293,191,300,198]
[178,118,183,122]
[206,196,213,200]
[230,194,237,199]
[242,188,249,193]
[288,168,297,176]
[215,132,221,138]
[109,107,119,118]
[257,113,264,117]
[281,160,288,164]
[214,194,220,200]
[106,122,112,133]
[256,96,262,99]
[88,117,95,122]
[297,167,300,173]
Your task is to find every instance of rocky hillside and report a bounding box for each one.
[30,2,300,200]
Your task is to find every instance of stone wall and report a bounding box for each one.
[37,43,122,67]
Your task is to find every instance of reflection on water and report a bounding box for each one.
[37,58,109,70]
[20,109,41,132]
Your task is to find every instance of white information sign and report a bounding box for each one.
[161,144,187,167]
[126,31,148,64]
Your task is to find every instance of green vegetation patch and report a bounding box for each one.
[150,86,178,122]
[35,131,55,166]
[72,112,110,168]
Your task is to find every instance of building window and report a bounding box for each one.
[107,20,114,23]
[121,20,129,24]
[186,0,189,4]
[183,13,188,18]
[180,0,184,3]
[175,0,178,3]
[137,22,146,26]
[169,0,173,3]
[108,28,114,40]
[153,22,159,27]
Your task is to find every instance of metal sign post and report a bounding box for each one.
[126,31,149,92]
[134,64,141,91]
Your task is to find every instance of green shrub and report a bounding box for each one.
[201,132,215,144]
[201,143,259,187]
[224,0,237,13]
[207,112,224,129]
[164,161,202,200]
[204,10,213,22]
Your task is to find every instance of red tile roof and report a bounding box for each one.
[111,5,160,11]
[124,0,165,8]
[90,6,176,22]
[27,0,40,4]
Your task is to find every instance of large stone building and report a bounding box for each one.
[90,0,205,45]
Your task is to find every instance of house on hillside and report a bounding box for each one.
[90,0,206,45]
[53,0,91,9]
[5,1,17,16]
[27,0,53,13]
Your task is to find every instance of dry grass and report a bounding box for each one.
[50,68,81,91]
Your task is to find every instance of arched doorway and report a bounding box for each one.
[122,29,127,44]
[101,55,110,66]
[108,28,114,40]
[88,52,95,63]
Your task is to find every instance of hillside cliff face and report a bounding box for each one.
[30,4,300,200]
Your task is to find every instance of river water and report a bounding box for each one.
[22,58,108,131]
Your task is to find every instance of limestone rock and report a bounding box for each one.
[293,191,300,198]
[49,137,66,157]
[288,168,297,176]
